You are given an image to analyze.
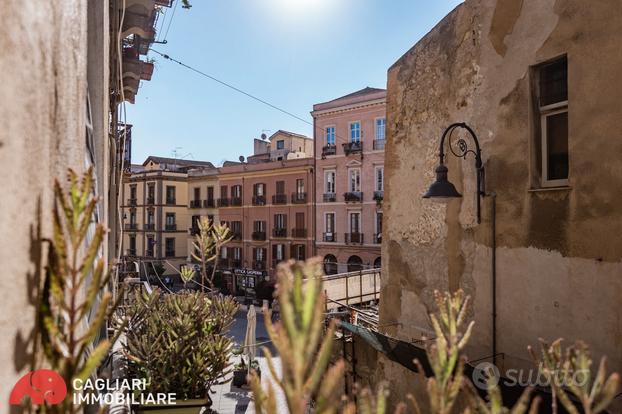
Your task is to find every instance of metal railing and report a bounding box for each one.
[322,144,336,156]
[144,223,155,231]
[272,228,287,238]
[252,231,266,241]
[292,192,307,203]
[190,199,201,208]
[204,199,215,208]
[323,232,336,242]
[323,193,336,202]
[322,268,381,309]
[217,198,230,207]
[272,194,287,204]
[344,191,363,202]
[345,232,364,244]
[252,195,266,206]
[292,228,307,238]
[343,141,362,155]
[164,224,177,231]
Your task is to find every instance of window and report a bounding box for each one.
[349,169,361,192]
[232,185,242,198]
[276,140,285,150]
[296,179,304,195]
[254,220,266,232]
[165,186,175,204]
[130,185,137,199]
[146,235,155,257]
[349,212,361,233]
[193,187,200,201]
[129,235,136,252]
[324,170,336,193]
[375,212,383,243]
[165,238,175,257]
[147,183,155,201]
[273,244,285,261]
[221,246,228,259]
[191,215,200,228]
[538,56,568,186]
[347,255,363,272]
[276,180,285,194]
[324,254,337,275]
[231,221,242,236]
[220,185,228,198]
[166,212,175,226]
[295,212,305,229]
[325,126,335,146]
[350,122,361,143]
[255,248,265,261]
[207,186,214,201]
[147,209,154,225]
[375,166,384,191]
[274,214,287,229]
[293,245,306,261]
[129,210,136,224]
[325,213,335,233]
[375,118,386,140]
[254,183,265,197]
[233,247,242,260]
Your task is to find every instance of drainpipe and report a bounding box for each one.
[490,192,497,366]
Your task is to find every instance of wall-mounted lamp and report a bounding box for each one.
[423,123,486,223]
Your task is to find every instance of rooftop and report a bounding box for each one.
[142,156,215,170]
[268,130,313,141]
[312,87,386,112]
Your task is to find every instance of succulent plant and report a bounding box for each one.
[36,168,125,414]
[124,290,238,401]
[191,218,233,290]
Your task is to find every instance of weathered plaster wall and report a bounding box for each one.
[381,0,622,407]
[0,0,91,409]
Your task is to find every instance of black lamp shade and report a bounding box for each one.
[423,164,462,199]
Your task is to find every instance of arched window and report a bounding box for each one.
[373,257,382,269]
[323,254,337,275]
[347,255,363,273]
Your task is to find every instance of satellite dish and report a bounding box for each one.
[239,155,245,163]
[260,133,267,140]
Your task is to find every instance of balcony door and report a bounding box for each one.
[349,212,361,234]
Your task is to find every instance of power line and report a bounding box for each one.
[149,49,313,127]
[162,0,179,43]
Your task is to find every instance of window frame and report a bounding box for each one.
[375,117,386,141]
[374,166,384,192]
[324,170,336,194]
[349,121,361,143]
[349,211,361,234]
[324,212,335,234]
[348,168,361,192]
[325,126,336,146]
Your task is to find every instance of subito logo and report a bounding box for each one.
[472,362,500,390]
[9,369,67,406]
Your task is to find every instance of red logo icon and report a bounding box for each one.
[9,369,67,406]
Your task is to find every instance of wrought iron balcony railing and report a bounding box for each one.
[323,193,336,202]
[272,228,287,238]
[217,198,230,207]
[272,194,287,205]
[373,233,382,244]
[204,199,215,208]
[291,192,307,204]
[190,199,201,208]
[165,224,177,231]
[322,232,336,242]
[344,191,363,202]
[128,198,137,206]
[189,227,200,236]
[373,191,384,202]
[321,144,337,157]
[291,228,307,238]
[125,223,138,231]
[144,223,155,231]
[230,197,242,206]
[252,195,266,206]
[345,232,364,245]
[252,231,266,241]
[343,141,362,155]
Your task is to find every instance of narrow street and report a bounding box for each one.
[211,307,287,413]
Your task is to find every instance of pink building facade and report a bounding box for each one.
[312,87,386,274]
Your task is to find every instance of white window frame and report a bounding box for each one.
[325,126,336,146]
[275,244,284,260]
[349,211,361,233]
[375,211,383,235]
[324,212,336,234]
[540,102,569,187]
[348,168,361,192]
[349,121,361,143]
[374,166,384,192]
[233,247,241,260]
[375,117,386,140]
[221,246,228,259]
[324,170,336,194]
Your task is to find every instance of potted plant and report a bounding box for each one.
[124,289,238,413]
[231,347,261,388]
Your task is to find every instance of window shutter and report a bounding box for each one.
[272,244,277,259]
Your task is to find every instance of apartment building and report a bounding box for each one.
[214,131,314,293]
[186,166,220,262]
[122,156,215,277]
[312,87,386,274]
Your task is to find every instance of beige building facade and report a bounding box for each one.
[312,88,386,274]
[378,0,622,409]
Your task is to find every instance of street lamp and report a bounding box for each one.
[423,122,486,223]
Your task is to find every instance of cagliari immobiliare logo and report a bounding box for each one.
[10,369,177,406]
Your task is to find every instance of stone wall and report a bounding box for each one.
[381,0,622,408]
[0,0,110,410]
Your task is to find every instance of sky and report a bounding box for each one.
[127,0,463,166]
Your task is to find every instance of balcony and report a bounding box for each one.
[252,195,266,206]
[127,198,137,206]
[321,144,336,157]
[373,191,384,203]
[291,192,307,204]
[323,193,336,202]
[252,231,266,241]
[125,223,138,231]
[322,233,336,242]
[373,233,382,244]
[253,261,266,271]
[217,198,230,207]
[231,231,242,240]
[165,250,176,258]
[204,199,215,208]
[145,250,154,258]
[272,228,287,238]
[291,228,307,238]
[126,249,137,256]
[231,259,242,268]
[373,139,386,150]
[190,199,202,208]
[231,197,242,207]
[344,191,363,202]
[345,233,364,245]
[146,197,155,205]
[272,194,287,205]
[189,227,200,236]
[144,223,155,231]
[165,198,176,205]
[165,224,177,231]
[343,141,362,155]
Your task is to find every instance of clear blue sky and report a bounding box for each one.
[128,0,463,165]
